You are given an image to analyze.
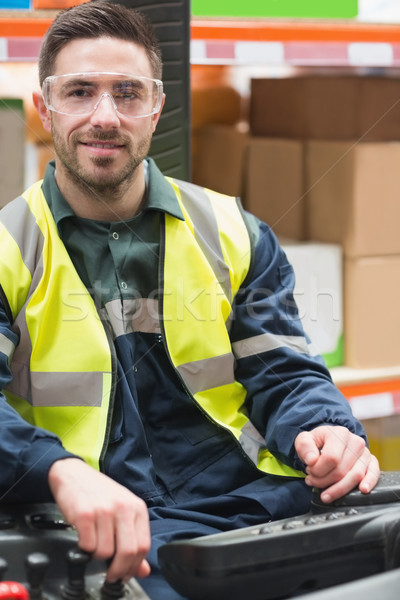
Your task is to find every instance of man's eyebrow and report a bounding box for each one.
[113,78,146,89]
[60,77,97,89]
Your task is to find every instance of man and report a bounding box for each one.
[0,1,379,598]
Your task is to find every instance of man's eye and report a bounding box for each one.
[70,88,90,98]
[114,83,144,100]
[114,90,136,99]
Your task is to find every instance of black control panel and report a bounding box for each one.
[299,567,400,600]
[159,471,400,600]
[0,503,149,600]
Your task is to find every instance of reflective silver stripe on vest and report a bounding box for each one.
[7,371,104,407]
[1,195,108,412]
[130,298,160,334]
[32,372,104,407]
[0,196,45,280]
[102,298,160,339]
[232,332,316,359]
[177,353,235,395]
[0,195,45,365]
[177,181,232,303]
[0,333,15,362]
[239,421,266,465]
[1,196,46,399]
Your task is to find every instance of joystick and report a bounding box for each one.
[101,580,125,600]
[25,553,50,600]
[61,548,91,600]
[0,504,151,600]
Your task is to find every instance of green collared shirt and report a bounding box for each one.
[41,158,184,306]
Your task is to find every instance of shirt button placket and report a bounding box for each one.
[110,230,126,290]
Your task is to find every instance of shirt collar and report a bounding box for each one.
[41,157,184,231]
[42,161,75,230]
[146,157,184,220]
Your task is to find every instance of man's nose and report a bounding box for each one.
[90,93,120,125]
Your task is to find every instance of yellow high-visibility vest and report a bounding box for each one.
[0,177,303,478]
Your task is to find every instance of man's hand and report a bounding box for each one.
[295,425,380,503]
[48,458,151,582]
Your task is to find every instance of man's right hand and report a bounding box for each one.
[48,458,151,582]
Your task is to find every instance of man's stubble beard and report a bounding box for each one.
[51,125,152,199]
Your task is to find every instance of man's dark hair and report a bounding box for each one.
[38,0,163,85]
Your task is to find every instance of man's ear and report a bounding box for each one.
[32,90,52,134]
[151,93,165,133]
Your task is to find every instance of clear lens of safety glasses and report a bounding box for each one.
[42,72,163,118]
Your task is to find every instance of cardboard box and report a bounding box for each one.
[250,76,400,141]
[282,241,343,368]
[362,415,400,471]
[306,141,400,258]
[361,77,400,142]
[244,137,305,240]
[192,86,243,131]
[0,99,25,208]
[192,124,249,197]
[251,77,357,140]
[344,256,400,368]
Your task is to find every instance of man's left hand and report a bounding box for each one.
[295,425,380,503]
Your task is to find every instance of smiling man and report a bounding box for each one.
[34,34,164,218]
[0,2,379,599]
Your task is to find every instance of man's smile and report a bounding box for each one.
[81,139,125,147]
[85,142,123,148]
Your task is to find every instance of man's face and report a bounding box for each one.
[44,37,163,196]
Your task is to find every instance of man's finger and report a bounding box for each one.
[358,454,380,494]
[295,431,320,466]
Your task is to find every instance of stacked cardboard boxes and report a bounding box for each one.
[244,138,305,241]
[192,73,400,372]
[249,74,400,371]
[250,76,400,142]
[192,124,249,197]
[191,76,344,367]
[191,75,308,239]
[191,65,247,197]
[306,140,400,369]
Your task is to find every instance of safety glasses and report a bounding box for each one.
[42,72,164,118]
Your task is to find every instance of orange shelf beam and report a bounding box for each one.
[0,17,53,37]
[338,378,400,400]
[1,17,400,44]
[191,19,400,44]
